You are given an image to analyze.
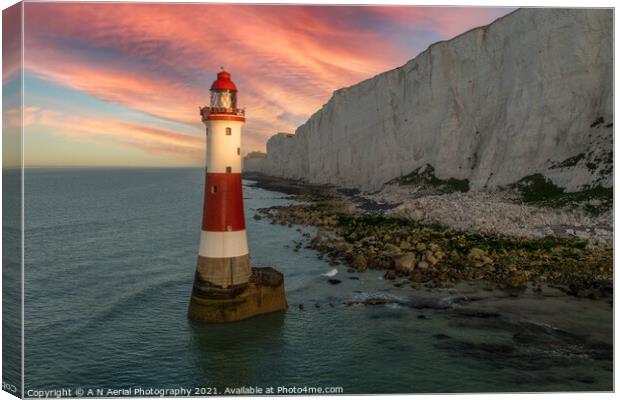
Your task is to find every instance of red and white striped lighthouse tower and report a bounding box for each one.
[189,69,287,323]
[195,69,250,293]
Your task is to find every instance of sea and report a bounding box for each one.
[5,168,613,395]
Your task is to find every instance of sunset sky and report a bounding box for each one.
[10,3,512,167]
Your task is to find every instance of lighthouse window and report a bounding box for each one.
[237,147,240,155]
[226,166,232,173]
[226,127,232,136]
[211,186,217,193]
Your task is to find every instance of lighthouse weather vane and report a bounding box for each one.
[188,69,287,323]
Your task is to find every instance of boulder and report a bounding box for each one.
[395,253,417,273]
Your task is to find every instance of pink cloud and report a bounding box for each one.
[22,3,511,159]
[2,3,22,84]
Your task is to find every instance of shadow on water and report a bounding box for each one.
[187,311,287,387]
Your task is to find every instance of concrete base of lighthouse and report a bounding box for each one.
[188,267,287,323]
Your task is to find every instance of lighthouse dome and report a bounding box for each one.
[210,70,238,92]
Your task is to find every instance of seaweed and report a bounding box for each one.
[510,174,564,203]
[396,164,470,193]
[510,174,612,215]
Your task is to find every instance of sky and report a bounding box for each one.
[7,3,513,167]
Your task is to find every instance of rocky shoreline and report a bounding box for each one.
[245,173,613,300]
[365,182,613,246]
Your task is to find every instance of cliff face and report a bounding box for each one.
[246,8,613,192]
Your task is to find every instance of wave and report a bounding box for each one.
[320,268,338,277]
[43,275,190,336]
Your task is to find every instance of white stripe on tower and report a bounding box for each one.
[206,119,243,174]
[198,230,249,258]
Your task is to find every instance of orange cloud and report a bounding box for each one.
[26,107,204,162]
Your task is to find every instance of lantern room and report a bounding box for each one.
[201,70,245,122]
[210,69,237,111]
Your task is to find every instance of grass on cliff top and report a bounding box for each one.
[510,174,612,215]
[395,164,470,193]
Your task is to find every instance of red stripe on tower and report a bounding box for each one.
[201,173,246,231]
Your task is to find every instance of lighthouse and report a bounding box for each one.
[196,69,250,291]
[188,70,287,323]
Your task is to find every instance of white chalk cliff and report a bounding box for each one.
[245,8,613,192]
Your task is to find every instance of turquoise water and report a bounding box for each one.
[20,168,612,395]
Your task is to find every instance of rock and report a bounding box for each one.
[385,270,397,280]
[352,254,368,272]
[575,230,590,239]
[384,243,401,255]
[399,240,412,250]
[315,303,321,309]
[468,248,487,261]
[507,271,529,289]
[416,243,427,252]
[337,242,354,255]
[417,260,430,271]
[344,297,403,306]
[394,253,417,273]
[433,340,516,359]
[454,308,501,318]
[433,333,451,340]
[310,234,322,247]
[299,304,305,310]
[410,270,426,283]
[253,214,262,220]
[327,279,342,285]
[425,253,439,266]
[411,210,424,220]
